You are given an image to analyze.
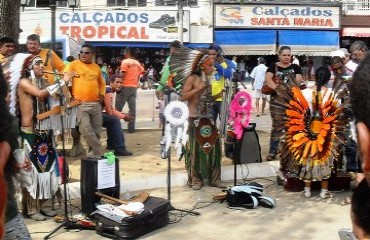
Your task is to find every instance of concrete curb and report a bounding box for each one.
[66,160,279,199]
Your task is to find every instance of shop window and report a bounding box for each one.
[359,0,370,10]
[24,0,68,7]
[107,0,126,6]
[107,0,147,6]
[155,0,197,6]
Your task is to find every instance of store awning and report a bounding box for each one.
[278,30,339,56]
[214,30,277,55]
[342,27,370,37]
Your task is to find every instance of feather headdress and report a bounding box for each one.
[272,68,350,181]
[169,47,211,91]
[3,53,40,116]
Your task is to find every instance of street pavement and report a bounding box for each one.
[25,82,354,240]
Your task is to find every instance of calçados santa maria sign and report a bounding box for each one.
[214,4,340,30]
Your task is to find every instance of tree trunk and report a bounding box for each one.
[0,0,20,41]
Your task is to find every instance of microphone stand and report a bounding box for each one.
[158,83,200,216]
[44,76,92,239]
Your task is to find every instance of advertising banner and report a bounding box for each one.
[214,4,340,30]
[20,10,190,42]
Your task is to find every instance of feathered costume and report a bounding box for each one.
[271,70,350,181]
[169,47,222,187]
[1,53,74,218]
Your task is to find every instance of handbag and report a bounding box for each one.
[261,64,280,95]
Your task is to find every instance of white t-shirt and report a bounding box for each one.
[250,64,268,90]
[345,60,358,76]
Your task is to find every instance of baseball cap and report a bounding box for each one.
[169,40,182,48]
[330,49,345,58]
[208,44,222,52]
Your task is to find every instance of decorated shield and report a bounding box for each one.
[194,118,219,153]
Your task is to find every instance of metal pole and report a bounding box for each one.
[50,0,56,51]
[178,0,184,44]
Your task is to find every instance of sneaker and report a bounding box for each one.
[319,190,334,199]
[115,150,133,156]
[41,209,57,217]
[192,182,203,190]
[149,14,176,29]
[301,188,311,198]
[30,213,47,221]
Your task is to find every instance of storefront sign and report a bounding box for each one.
[20,10,190,42]
[214,4,340,30]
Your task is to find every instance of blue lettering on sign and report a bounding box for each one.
[92,12,103,25]
[71,13,81,23]
[105,13,114,23]
[116,13,126,22]
[58,11,163,24]
[127,13,138,23]
[251,6,333,17]
[140,13,149,23]
[59,13,70,23]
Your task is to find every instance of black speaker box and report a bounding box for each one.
[234,123,262,164]
[80,157,120,215]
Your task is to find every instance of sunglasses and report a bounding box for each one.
[79,51,91,55]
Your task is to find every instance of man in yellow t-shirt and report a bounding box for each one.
[65,44,106,158]
[26,34,65,85]
[115,48,144,133]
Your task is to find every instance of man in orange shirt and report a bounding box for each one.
[115,48,144,133]
[25,34,65,85]
[65,44,106,158]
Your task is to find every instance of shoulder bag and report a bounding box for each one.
[261,63,280,95]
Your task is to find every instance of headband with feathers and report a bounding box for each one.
[169,47,213,91]
[5,53,41,116]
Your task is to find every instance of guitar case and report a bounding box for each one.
[93,196,172,239]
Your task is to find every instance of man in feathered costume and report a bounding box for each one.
[8,54,76,220]
[170,48,224,190]
[271,66,350,198]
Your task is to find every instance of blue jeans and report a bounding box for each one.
[4,214,31,240]
[269,97,280,156]
[345,138,359,172]
[115,87,137,133]
[102,113,126,152]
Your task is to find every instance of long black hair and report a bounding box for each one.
[0,65,18,176]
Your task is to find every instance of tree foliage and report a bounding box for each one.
[0,0,21,41]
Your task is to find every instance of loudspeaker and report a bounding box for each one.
[80,157,120,215]
[234,123,262,164]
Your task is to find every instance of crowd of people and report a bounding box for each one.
[1,33,370,240]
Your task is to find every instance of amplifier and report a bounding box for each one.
[234,123,262,164]
[80,157,120,215]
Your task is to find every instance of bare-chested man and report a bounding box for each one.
[180,55,224,190]
[15,55,75,221]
